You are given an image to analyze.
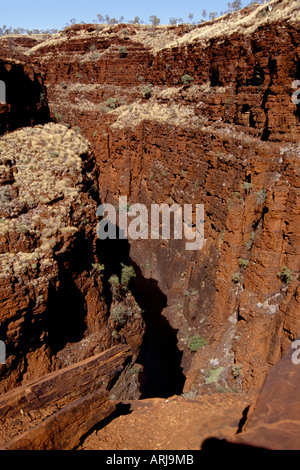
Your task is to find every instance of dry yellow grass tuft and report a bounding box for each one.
[110,99,198,130]
[0,123,88,205]
[0,123,91,279]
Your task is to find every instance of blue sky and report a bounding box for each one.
[1,0,246,30]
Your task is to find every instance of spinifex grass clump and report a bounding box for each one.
[181,74,194,86]
[277,265,293,285]
[188,334,207,352]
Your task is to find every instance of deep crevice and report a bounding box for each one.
[131,262,185,399]
[45,231,96,355]
[237,405,251,434]
[96,223,185,399]
[45,264,87,354]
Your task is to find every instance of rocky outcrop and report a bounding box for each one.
[0,345,131,450]
[0,123,120,392]
[0,120,145,397]
[81,392,254,450]
[230,338,300,450]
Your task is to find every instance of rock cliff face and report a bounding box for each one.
[0,120,145,395]
[0,123,104,392]
[0,0,299,449]
[232,338,300,450]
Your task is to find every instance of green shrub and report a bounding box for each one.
[109,274,120,286]
[181,74,194,86]
[92,263,105,277]
[0,187,13,203]
[36,294,43,306]
[245,231,255,251]
[129,364,142,375]
[232,272,240,283]
[120,263,136,288]
[256,188,267,204]
[277,265,293,285]
[110,303,127,325]
[100,106,110,114]
[142,84,153,98]
[119,46,128,57]
[242,182,253,191]
[183,384,198,399]
[188,334,207,352]
[60,81,68,89]
[108,274,120,299]
[16,222,30,234]
[90,44,96,52]
[184,288,199,297]
[106,97,120,109]
[204,367,224,384]
[232,364,242,378]
[53,112,63,123]
[239,258,249,269]
[121,28,129,37]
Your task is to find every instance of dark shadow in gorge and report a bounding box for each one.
[45,265,87,354]
[45,231,95,355]
[0,60,50,135]
[130,263,186,399]
[95,224,185,399]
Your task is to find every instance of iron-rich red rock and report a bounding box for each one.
[231,338,300,450]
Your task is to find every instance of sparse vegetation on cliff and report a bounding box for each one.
[120,263,136,288]
[232,272,240,283]
[256,188,267,204]
[188,334,207,352]
[118,46,128,57]
[204,366,225,384]
[277,265,294,285]
[239,258,249,269]
[0,123,92,278]
[108,264,142,331]
[92,263,105,277]
[181,74,194,86]
[110,101,197,130]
